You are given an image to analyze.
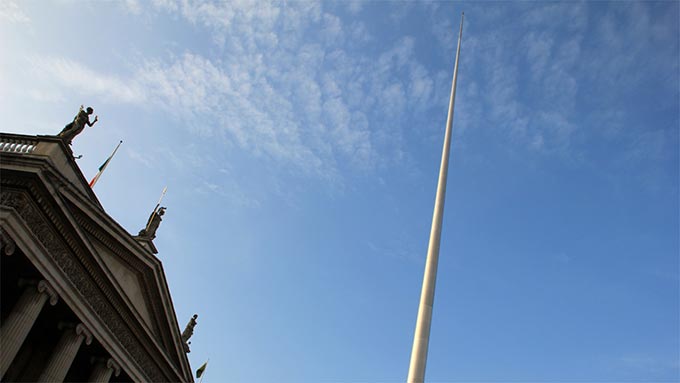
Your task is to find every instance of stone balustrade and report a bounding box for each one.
[0,134,37,154]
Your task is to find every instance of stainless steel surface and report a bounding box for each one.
[407,12,464,383]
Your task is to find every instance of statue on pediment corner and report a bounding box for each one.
[138,206,166,240]
[58,105,98,145]
[181,314,198,353]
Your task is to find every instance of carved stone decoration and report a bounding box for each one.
[0,188,168,382]
[107,358,121,377]
[38,279,59,306]
[0,228,16,256]
[68,207,170,346]
[87,357,121,383]
[76,323,94,346]
[65,195,188,372]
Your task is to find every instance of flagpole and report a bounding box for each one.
[157,186,168,206]
[407,12,463,383]
[198,358,209,383]
[145,186,168,233]
[89,140,122,188]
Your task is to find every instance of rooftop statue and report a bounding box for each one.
[58,105,98,145]
[181,314,198,353]
[138,206,166,240]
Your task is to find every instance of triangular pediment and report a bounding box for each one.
[58,193,191,378]
[0,132,193,382]
[89,236,157,335]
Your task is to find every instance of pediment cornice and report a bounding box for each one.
[0,135,193,382]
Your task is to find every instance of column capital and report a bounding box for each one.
[106,358,121,377]
[57,322,93,346]
[1,230,16,256]
[37,279,59,306]
[76,323,93,346]
[0,279,57,377]
[87,357,121,382]
[39,322,92,382]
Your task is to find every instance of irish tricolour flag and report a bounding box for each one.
[89,140,122,188]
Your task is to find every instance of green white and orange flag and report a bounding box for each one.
[196,360,209,379]
[89,140,122,188]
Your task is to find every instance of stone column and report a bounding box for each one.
[38,323,93,382]
[0,280,59,378]
[87,358,120,383]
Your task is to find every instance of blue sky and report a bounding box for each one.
[1,1,678,382]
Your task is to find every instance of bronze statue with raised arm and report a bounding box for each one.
[58,105,98,145]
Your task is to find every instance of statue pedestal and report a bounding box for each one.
[133,236,158,254]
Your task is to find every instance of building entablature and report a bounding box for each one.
[0,132,193,382]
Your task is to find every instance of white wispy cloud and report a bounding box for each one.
[26,89,64,103]
[194,177,262,209]
[345,0,363,15]
[27,56,145,103]
[441,3,588,158]
[127,148,156,169]
[23,1,445,182]
[522,32,553,81]
[444,0,679,193]
[0,1,30,23]
[123,0,142,15]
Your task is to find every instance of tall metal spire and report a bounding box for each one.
[407,12,464,383]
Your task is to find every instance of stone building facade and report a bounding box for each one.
[0,133,193,382]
